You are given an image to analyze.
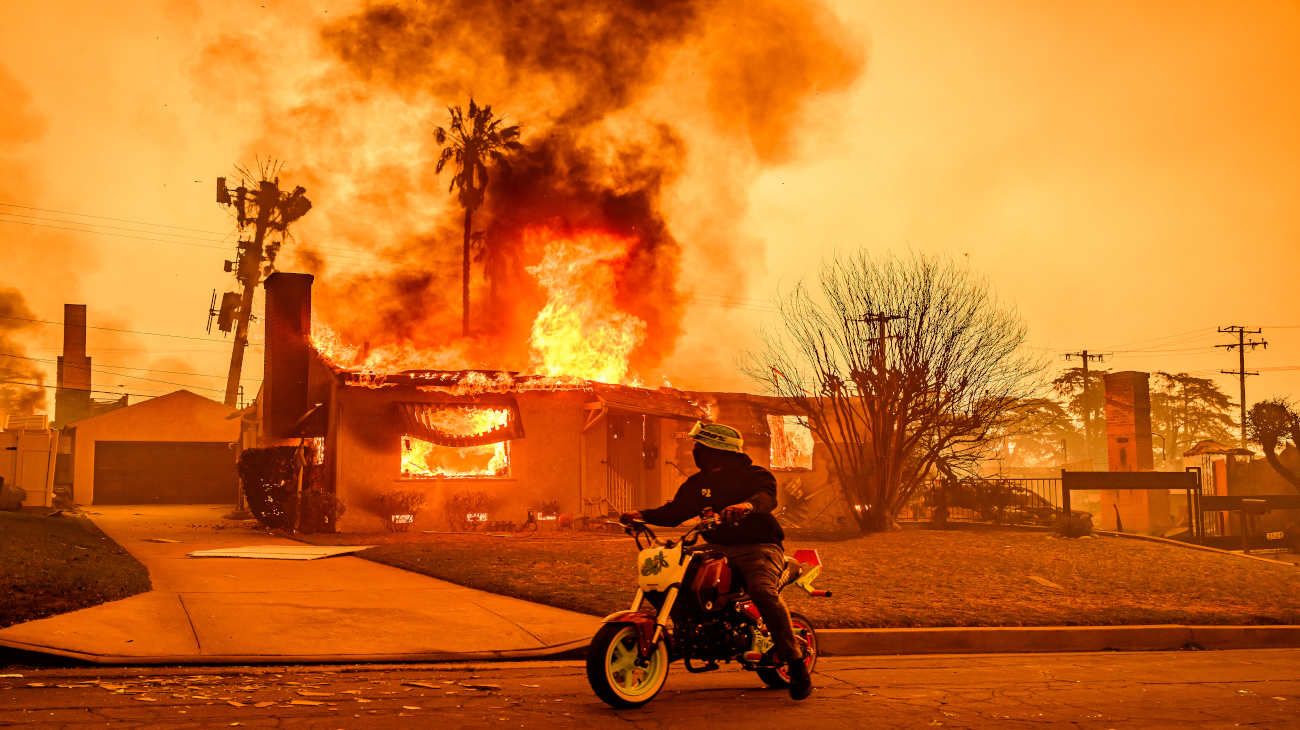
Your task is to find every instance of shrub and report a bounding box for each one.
[1055,511,1094,538]
[237,446,340,533]
[378,490,426,532]
[445,490,492,531]
[0,480,26,511]
[238,447,298,531]
[301,489,346,533]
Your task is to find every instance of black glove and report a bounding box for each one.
[721,502,753,525]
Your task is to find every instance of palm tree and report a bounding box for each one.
[434,98,523,337]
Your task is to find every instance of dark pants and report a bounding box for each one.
[720,543,801,664]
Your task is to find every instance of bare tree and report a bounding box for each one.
[750,253,1041,533]
[1246,399,1300,490]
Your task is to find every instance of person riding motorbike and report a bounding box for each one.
[620,421,813,701]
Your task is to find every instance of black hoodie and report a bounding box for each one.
[639,451,784,546]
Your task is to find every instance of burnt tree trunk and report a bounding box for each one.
[462,207,473,337]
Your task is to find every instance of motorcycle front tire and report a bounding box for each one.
[756,611,818,689]
[586,622,670,709]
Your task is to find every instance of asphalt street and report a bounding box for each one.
[2,649,1298,728]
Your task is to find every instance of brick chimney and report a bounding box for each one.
[1104,370,1154,472]
[55,304,92,426]
[263,273,314,438]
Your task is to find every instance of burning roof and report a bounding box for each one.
[336,364,705,419]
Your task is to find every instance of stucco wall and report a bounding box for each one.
[69,391,239,504]
[333,387,599,532]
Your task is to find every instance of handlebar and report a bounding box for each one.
[618,513,720,550]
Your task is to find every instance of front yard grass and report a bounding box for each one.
[0,509,151,628]
[306,525,1300,628]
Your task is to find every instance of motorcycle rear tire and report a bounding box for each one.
[586,623,670,709]
[756,611,818,689]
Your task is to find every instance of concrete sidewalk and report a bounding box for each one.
[5,506,1298,666]
[0,506,600,664]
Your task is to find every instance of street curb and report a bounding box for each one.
[6,626,1300,666]
[0,636,591,667]
[1095,530,1297,567]
[817,625,1300,656]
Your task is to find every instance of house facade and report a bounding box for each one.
[253,273,837,532]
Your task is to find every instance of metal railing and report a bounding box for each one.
[903,477,1064,527]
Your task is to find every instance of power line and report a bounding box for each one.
[0,378,159,400]
[0,215,232,250]
[0,200,229,235]
[0,201,368,261]
[1101,326,1214,351]
[0,209,228,243]
[0,352,227,393]
[0,352,228,380]
[0,313,260,344]
[1109,346,1223,355]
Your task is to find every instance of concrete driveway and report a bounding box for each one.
[0,505,599,664]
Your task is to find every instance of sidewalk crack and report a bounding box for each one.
[470,601,548,647]
[176,594,203,655]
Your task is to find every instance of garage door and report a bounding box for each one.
[93,441,236,504]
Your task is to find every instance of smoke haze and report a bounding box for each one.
[202,0,864,379]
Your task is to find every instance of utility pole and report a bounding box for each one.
[212,173,312,407]
[1063,350,1106,468]
[847,313,906,373]
[1217,326,1267,449]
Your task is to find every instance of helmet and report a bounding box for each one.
[688,421,744,454]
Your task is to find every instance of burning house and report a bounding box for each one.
[248,273,834,532]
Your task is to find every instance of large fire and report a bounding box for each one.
[400,406,513,479]
[526,227,646,384]
[311,225,649,386]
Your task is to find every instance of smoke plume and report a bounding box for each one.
[0,289,45,416]
[203,0,864,380]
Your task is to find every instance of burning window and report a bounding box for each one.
[401,436,510,479]
[397,404,520,479]
[768,415,813,471]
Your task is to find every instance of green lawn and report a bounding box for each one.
[306,525,1300,628]
[0,510,151,628]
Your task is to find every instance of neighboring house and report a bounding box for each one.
[64,390,239,505]
[254,273,833,532]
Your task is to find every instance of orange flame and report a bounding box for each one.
[311,321,473,374]
[400,407,512,478]
[526,227,646,384]
[768,414,814,470]
[310,225,649,386]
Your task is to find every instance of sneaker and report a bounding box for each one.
[786,657,813,701]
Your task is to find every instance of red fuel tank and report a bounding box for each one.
[689,555,733,612]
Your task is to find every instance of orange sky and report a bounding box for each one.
[0,0,1298,418]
